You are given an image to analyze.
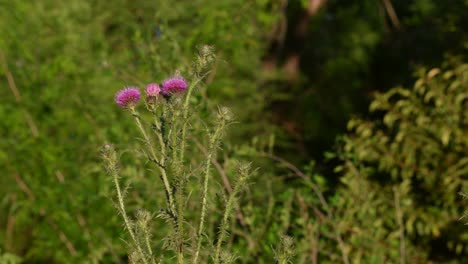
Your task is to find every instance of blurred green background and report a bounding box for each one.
[0,0,467,263]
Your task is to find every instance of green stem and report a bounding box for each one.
[154,114,184,264]
[174,77,201,263]
[112,170,149,264]
[213,192,234,264]
[214,172,247,264]
[178,249,184,264]
[193,126,222,264]
[131,108,176,215]
[176,187,185,264]
[179,78,202,162]
[143,229,156,264]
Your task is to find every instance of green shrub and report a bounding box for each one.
[333,64,468,262]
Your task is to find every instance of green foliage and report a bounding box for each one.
[1,0,467,263]
[230,63,468,263]
[273,235,296,264]
[334,64,468,262]
[277,0,468,159]
[0,249,22,264]
[0,0,278,263]
[460,192,468,224]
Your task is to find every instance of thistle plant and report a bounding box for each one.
[273,235,295,264]
[102,47,253,263]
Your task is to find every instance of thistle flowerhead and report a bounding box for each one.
[136,209,153,229]
[194,45,215,75]
[199,45,215,59]
[115,87,141,108]
[145,83,161,97]
[101,143,118,174]
[162,75,188,94]
[217,106,233,123]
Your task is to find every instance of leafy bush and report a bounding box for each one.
[332,64,468,262]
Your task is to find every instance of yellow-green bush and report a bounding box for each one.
[334,64,468,262]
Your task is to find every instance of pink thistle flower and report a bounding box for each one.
[162,76,188,94]
[145,83,161,97]
[115,87,141,108]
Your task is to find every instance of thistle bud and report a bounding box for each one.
[216,106,233,123]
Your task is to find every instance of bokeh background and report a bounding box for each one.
[1,0,467,263]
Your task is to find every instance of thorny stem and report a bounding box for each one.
[170,113,178,169]
[179,78,203,162]
[178,251,184,264]
[278,256,287,264]
[176,188,185,264]
[262,153,350,264]
[131,108,177,216]
[111,170,149,264]
[193,125,223,264]
[144,228,156,264]
[154,113,184,264]
[172,74,206,264]
[214,170,248,264]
